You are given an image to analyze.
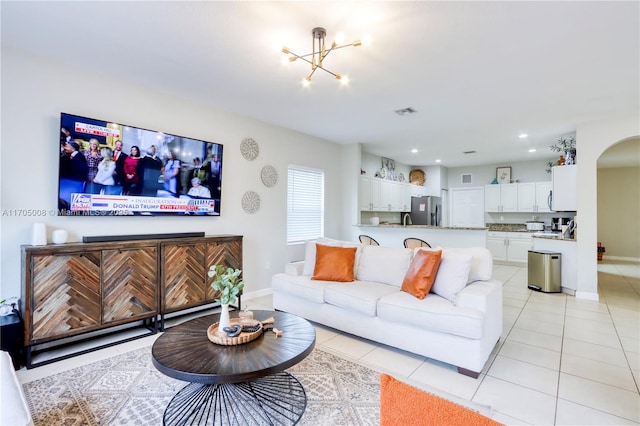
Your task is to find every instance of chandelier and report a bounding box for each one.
[282,27,362,86]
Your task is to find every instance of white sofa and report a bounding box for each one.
[272,241,503,378]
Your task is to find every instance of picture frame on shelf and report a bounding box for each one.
[496,166,511,184]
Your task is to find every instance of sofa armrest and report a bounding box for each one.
[285,261,305,276]
[455,279,502,313]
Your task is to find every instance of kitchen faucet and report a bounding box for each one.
[403,213,412,226]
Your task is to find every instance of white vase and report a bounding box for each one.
[52,229,68,244]
[31,223,47,246]
[218,303,231,332]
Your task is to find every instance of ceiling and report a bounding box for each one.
[1,1,639,168]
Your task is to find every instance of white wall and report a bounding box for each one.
[447,158,555,189]
[0,49,345,299]
[576,116,640,300]
[597,166,640,260]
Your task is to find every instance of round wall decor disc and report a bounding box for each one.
[240,138,259,161]
[241,191,261,214]
[261,165,278,188]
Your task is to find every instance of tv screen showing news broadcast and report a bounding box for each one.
[58,112,223,216]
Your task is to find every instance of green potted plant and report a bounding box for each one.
[550,136,576,165]
[208,265,244,331]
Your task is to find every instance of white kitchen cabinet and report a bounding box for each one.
[518,182,552,213]
[487,231,508,261]
[484,184,518,212]
[359,177,382,211]
[360,177,411,212]
[451,187,485,228]
[552,165,577,211]
[487,231,532,263]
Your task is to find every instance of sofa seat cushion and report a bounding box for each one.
[325,281,399,317]
[377,291,484,339]
[272,273,332,303]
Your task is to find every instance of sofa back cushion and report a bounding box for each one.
[401,249,442,299]
[431,251,473,302]
[312,244,357,282]
[357,245,413,287]
[416,246,492,284]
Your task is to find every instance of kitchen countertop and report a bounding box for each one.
[357,224,487,231]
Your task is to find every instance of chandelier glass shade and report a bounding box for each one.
[282,27,361,86]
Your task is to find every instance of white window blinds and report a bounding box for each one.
[287,165,324,244]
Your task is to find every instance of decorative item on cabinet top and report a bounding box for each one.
[240,138,259,161]
[496,166,511,184]
[409,169,425,186]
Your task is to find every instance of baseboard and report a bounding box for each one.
[242,288,273,301]
[601,255,640,263]
[575,291,599,301]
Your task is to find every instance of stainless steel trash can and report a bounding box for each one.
[528,250,561,293]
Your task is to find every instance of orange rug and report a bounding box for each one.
[380,374,503,426]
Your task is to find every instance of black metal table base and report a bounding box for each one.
[164,372,307,426]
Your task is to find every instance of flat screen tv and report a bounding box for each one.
[58,112,223,216]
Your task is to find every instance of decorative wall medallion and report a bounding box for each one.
[241,191,261,214]
[240,138,259,161]
[261,165,278,188]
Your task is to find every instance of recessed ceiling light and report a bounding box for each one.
[411,148,418,154]
[528,148,536,153]
[435,159,442,163]
[519,133,528,139]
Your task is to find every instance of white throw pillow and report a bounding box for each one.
[357,245,413,287]
[443,247,493,283]
[431,251,473,302]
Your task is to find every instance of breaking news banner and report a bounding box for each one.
[70,194,217,215]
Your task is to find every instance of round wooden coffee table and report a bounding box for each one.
[152,310,315,425]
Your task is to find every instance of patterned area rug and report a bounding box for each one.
[22,346,380,425]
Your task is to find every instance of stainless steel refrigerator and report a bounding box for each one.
[408,196,442,226]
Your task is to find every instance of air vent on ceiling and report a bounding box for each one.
[394,107,416,116]
[463,150,477,155]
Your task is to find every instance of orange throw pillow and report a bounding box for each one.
[401,249,442,299]
[312,244,357,282]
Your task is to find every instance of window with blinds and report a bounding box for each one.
[287,165,325,244]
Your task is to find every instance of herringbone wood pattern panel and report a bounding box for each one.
[102,247,158,322]
[32,252,101,340]
[164,244,206,310]
[206,241,242,301]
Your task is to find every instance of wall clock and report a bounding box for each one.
[240,138,259,161]
[261,165,278,188]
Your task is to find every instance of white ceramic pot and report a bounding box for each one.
[52,229,68,244]
[370,217,380,225]
[218,303,231,332]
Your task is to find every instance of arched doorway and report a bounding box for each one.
[597,137,640,262]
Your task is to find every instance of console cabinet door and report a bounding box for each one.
[205,239,243,302]
[162,243,207,311]
[102,246,158,323]
[30,251,101,342]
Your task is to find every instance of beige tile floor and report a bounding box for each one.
[16,260,639,425]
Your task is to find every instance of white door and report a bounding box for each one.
[517,183,536,212]
[451,187,484,227]
[484,185,501,212]
[501,184,519,212]
[535,182,553,213]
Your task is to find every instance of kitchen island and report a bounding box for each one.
[355,224,488,248]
